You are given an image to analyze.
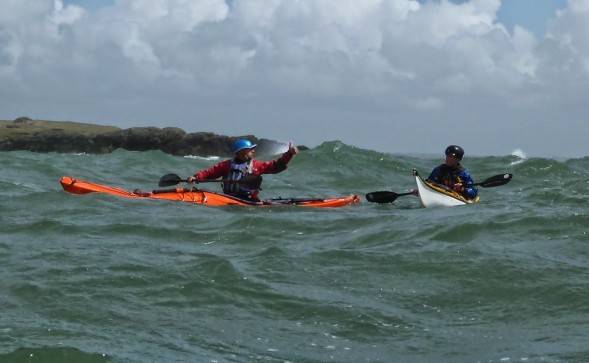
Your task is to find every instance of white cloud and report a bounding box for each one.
[547,0,589,75]
[0,0,588,157]
[52,0,85,25]
[113,0,228,31]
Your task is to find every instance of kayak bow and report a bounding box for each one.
[60,176,360,208]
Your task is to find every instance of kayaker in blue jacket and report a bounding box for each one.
[413,145,478,200]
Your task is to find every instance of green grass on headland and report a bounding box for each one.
[0,117,120,139]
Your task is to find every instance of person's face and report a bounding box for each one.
[444,153,460,167]
[237,147,255,161]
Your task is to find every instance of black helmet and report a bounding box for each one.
[445,145,464,160]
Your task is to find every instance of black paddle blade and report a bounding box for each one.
[365,191,399,203]
[366,191,415,203]
[158,173,185,187]
[478,173,513,188]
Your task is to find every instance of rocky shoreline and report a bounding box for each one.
[0,117,291,157]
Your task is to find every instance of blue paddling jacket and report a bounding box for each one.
[428,164,478,200]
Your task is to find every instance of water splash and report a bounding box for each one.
[511,148,527,159]
[510,148,527,165]
[183,155,221,160]
[268,142,290,155]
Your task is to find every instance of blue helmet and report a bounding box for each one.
[233,139,257,154]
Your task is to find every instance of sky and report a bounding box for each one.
[1,0,586,158]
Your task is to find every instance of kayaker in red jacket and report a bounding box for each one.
[187,139,299,201]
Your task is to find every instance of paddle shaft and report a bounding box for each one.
[158,173,262,188]
[396,192,415,197]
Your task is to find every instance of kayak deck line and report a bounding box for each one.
[60,176,360,208]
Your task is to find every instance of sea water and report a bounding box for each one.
[1,143,588,362]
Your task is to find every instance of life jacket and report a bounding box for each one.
[438,164,465,188]
[222,160,257,196]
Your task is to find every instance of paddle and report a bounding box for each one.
[365,173,513,204]
[158,173,262,189]
[474,173,513,188]
[158,174,189,187]
[365,191,415,204]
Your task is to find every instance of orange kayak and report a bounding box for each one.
[60,176,361,208]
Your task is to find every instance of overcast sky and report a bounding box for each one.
[1,0,586,158]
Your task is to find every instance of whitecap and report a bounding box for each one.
[510,148,527,165]
[183,155,221,160]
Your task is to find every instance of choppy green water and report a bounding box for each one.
[1,143,588,363]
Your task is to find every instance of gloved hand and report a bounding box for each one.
[249,189,260,201]
[187,176,200,184]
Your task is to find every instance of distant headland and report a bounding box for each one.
[0,117,297,157]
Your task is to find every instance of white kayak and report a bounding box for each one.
[413,169,480,208]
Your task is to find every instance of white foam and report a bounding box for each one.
[510,148,527,165]
[511,148,527,159]
[183,155,221,161]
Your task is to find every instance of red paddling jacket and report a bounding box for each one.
[193,150,295,199]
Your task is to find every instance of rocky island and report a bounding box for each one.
[0,117,292,157]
